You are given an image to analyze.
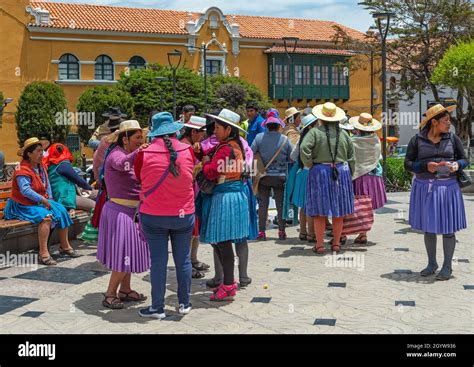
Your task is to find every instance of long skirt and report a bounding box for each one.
[4,199,72,229]
[305,163,354,217]
[353,174,387,210]
[292,167,309,209]
[409,178,466,234]
[96,201,150,273]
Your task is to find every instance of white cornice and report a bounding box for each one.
[30,36,187,46]
[55,80,118,85]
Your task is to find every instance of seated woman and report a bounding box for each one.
[4,138,78,266]
[44,143,96,216]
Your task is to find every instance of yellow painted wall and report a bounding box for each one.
[0,4,381,162]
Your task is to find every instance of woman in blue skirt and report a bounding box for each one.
[300,103,355,254]
[197,109,249,301]
[405,104,469,281]
[5,138,76,266]
[291,113,318,243]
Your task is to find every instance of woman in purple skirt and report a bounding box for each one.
[300,102,355,254]
[405,104,469,281]
[348,113,387,244]
[97,120,151,309]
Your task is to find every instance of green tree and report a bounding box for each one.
[15,82,69,145]
[76,86,135,143]
[432,40,474,140]
[118,64,208,124]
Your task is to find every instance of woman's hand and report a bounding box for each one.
[139,143,150,150]
[202,156,210,163]
[193,142,201,153]
[449,162,459,173]
[427,162,439,173]
[41,197,51,210]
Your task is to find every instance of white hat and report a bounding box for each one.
[107,120,142,143]
[312,102,346,122]
[284,107,301,121]
[205,108,246,133]
[349,113,382,132]
[300,114,317,131]
[183,116,206,130]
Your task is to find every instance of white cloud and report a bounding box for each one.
[48,0,374,32]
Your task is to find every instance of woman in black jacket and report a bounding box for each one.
[404,104,469,281]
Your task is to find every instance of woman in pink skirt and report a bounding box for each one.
[348,113,387,244]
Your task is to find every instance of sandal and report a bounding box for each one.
[307,235,316,243]
[59,248,81,258]
[354,235,368,245]
[312,245,326,255]
[39,256,57,266]
[331,244,341,253]
[299,233,307,241]
[118,290,147,302]
[192,261,210,271]
[192,268,205,279]
[329,236,347,246]
[102,294,124,309]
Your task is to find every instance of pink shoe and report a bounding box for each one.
[257,231,266,241]
[210,283,237,301]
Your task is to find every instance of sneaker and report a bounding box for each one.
[278,230,287,240]
[178,303,192,315]
[138,306,166,319]
[210,283,237,302]
[257,231,266,241]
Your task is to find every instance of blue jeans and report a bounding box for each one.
[141,213,194,310]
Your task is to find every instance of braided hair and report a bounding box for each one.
[323,122,341,180]
[162,134,180,177]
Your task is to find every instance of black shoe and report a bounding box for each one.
[239,277,252,288]
[192,268,205,279]
[435,268,452,281]
[420,264,438,277]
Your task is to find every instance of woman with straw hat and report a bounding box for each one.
[179,115,210,279]
[348,112,387,245]
[404,104,469,281]
[291,113,318,243]
[135,112,196,319]
[5,138,76,266]
[196,108,249,301]
[96,120,150,310]
[300,102,355,254]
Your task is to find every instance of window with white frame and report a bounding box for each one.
[95,55,114,80]
[59,54,79,80]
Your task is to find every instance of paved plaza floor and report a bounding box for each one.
[0,192,472,334]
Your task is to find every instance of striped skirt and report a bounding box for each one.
[353,174,387,210]
[96,201,151,273]
[305,163,354,217]
[292,167,309,209]
[409,178,467,234]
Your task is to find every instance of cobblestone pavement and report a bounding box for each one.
[0,192,472,334]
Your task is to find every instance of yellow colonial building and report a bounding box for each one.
[0,0,381,161]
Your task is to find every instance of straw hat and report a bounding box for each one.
[349,113,382,132]
[107,120,142,143]
[17,137,50,157]
[419,104,456,129]
[283,107,301,121]
[183,116,206,130]
[312,102,346,122]
[205,108,246,133]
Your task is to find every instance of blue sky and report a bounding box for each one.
[48,0,374,32]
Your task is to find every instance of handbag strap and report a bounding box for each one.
[143,169,170,198]
[264,136,288,171]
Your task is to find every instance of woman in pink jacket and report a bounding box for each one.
[134,112,196,319]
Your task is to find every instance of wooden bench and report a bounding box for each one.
[0,182,89,254]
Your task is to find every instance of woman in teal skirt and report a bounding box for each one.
[5,138,77,266]
[291,113,318,243]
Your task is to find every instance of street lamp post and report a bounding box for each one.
[373,12,394,180]
[167,49,183,120]
[187,43,209,113]
[155,77,169,112]
[283,37,299,108]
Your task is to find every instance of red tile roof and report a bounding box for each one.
[264,46,354,56]
[29,1,366,42]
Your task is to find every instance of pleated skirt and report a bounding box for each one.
[96,201,151,273]
[305,163,354,217]
[409,178,467,234]
[353,174,387,210]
